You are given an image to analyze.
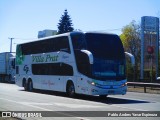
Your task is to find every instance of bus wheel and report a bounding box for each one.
[23,79,28,91]
[67,82,75,97]
[28,80,33,92]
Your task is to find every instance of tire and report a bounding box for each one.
[28,80,33,92]
[23,80,28,91]
[67,82,75,97]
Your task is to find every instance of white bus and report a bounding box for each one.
[15,32,127,98]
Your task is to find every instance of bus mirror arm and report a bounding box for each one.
[81,50,93,64]
[125,52,135,66]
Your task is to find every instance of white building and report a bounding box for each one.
[38,29,57,38]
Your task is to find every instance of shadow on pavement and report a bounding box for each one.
[19,89,151,105]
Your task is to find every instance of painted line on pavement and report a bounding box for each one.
[0,97,90,120]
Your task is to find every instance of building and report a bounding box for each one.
[38,29,57,38]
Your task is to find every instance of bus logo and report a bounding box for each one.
[23,65,29,74]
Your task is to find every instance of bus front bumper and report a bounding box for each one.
[89,85,127,95]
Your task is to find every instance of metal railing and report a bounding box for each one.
[127,82,160,93]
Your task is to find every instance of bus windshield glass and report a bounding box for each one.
[85,33,125,80]
[85,33,124,60]
[71,32,126,80]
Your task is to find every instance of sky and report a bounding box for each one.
[0,0,160,52]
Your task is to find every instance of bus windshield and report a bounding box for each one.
[85,33,124,60]
[71,32,126,80]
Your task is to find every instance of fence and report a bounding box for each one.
[127,82,160,93]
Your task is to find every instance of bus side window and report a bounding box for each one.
[56,37,70,53]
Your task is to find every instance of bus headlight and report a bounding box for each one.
[121,82,127,87]
[91,82,95,86]
[87,80,96,86]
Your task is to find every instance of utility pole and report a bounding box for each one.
[8,38,14,52]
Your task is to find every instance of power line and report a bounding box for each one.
[13,37,37,40]
[86,28,122,32]
[7,37,37,52]
[100,28,122,31]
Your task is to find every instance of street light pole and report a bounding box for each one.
[150,32,153,83]
[8,38,14,52]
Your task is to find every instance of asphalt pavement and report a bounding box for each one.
[0,83,160,120]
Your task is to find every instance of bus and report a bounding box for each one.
[15,32,127,98]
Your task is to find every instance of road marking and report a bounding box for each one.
[0,97,151,111]
[55,102,149,111]
[0,98,90,120]
[0,97,52,111]
[19,102,53,106]
[54,103,103,108]
[111,104,149,111]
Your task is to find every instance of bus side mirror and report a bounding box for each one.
[81,50,93,64]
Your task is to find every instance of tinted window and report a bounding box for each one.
[21,36,70,55]
[74,50,91,77]
[71,33,87,50]
[85,33,125,60]
[32,63,73,76]
[55,37,71,53]
[73,33,126,80]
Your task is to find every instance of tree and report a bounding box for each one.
[120,20,141,56]
[57,9,74,34]
[120,20,141,81]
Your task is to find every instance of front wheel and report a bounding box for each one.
[66,82,75,97]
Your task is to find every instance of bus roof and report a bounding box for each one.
[17,31,118,46]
